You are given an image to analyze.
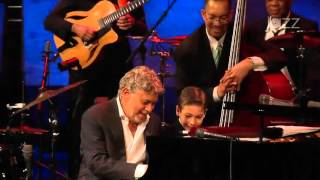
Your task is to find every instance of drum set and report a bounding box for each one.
[1,80,86,179]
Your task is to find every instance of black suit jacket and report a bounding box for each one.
[78,98,161,180]
[244,13,319,100]
[174,24,233,125]
[161,118,185,136]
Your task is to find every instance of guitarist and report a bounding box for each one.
[44,0,147,178]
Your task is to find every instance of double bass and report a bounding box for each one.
[217,0,295,129]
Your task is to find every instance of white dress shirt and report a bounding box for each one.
[116,96,149,179]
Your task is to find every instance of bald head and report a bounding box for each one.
[205,0,231,10]
[202,0,232,39]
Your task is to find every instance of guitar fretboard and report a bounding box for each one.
[99,0,147,27]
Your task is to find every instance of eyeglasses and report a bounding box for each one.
[206,15,229,24]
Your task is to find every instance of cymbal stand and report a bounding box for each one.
[35,100,65,180]
[36,41,65,179]
[126,0,178,64]
[295,31,310,122]
[5,104,30,179]
[38,41,59,110]
[150,50,173,126]
[48,102,59,179]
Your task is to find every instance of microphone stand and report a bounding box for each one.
[150,50,173,126]
[126,0,178,64]
[36,41,65,179]
[38,41,53,110]
[48,102,59,180]
[295,31,309,111]
[293,30,317,124]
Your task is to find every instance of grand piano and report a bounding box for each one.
[144,132,320,180]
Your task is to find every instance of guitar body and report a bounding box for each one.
[53,0,118,69]
[232,72,295,127]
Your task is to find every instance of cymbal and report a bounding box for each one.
[149,35,187,46]
[0,125,48,135]
[127,34,187,46]
[267,31,320,48]
[12,80,87,116]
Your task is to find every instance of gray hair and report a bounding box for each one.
[118,66,164,95]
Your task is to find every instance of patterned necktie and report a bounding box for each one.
[213,44,222,66]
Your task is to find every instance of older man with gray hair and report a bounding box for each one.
[78,66,164,180]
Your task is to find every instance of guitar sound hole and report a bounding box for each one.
[69,16,86,20]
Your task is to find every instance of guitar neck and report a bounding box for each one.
[100,0,147,28]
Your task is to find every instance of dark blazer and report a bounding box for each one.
[174,24,233,125]
[161,119,185,137]
[78,98,161,180]
[244,13,319,99]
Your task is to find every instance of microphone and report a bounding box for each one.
[58,57,80,71]
[259,94,297,107]
[259,94,320,108]
[193,128,231,139]
[44,40,51,54]
[307,100,320,108]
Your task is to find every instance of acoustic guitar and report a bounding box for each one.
[53,0,148,70]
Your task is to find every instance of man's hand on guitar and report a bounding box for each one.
[117,15,135,30]
[71,24,96,41]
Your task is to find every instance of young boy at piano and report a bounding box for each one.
[162,86,207,136]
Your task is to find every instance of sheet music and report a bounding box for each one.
[269,125,320,137]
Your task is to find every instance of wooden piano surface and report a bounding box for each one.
[144,135,320,180]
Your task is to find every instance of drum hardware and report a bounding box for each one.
[11,80,87,179]
[38,40,60,110]
[149,34,177,127]
[127,32,186,50]
[149,31,187,126]
[125,0,179,65]
[11,80,87,117]
[125,0,181,126]
[267,30,320,48]
[128,30,185,125]
[267,30,320,123]
[9,80,86,179]
[295,31,314,111]
[0,143,28,180]
[5,102,50,180]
